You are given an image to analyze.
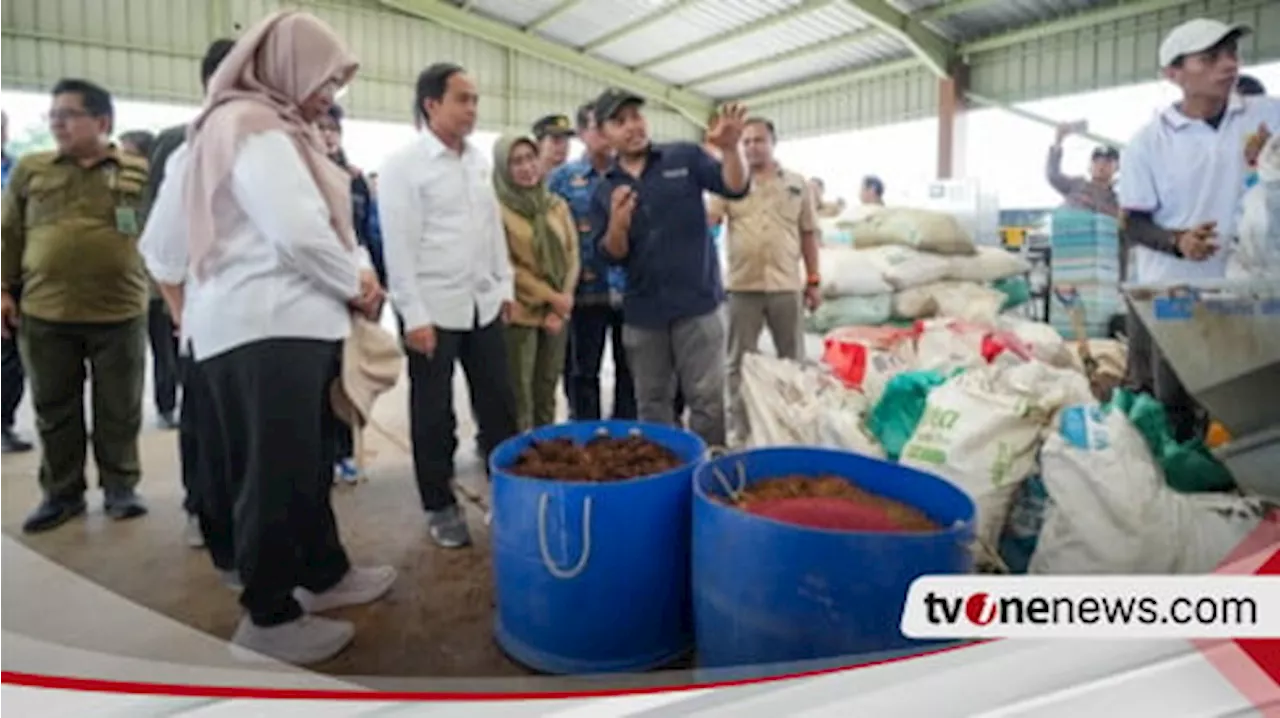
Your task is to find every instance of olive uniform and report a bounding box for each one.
[0,146,150,513]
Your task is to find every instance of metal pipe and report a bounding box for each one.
[964,91,1124,148]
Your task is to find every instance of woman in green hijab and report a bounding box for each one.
[494,134,580,431]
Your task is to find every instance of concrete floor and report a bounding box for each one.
[1,318,815,679]
[1,360,534,678]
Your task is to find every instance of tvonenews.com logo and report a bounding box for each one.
[923,591,1257,627]
[900,577,1280,640]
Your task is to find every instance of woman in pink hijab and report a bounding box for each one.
[138,10,392,665]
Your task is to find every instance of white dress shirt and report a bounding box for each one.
[140,130,368,362]
[377,130,514,332]
[1119,94,1280,283]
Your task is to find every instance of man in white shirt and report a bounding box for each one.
[1118,18,1280,442]
[379,63,518,549]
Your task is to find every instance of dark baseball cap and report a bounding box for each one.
[593,87,645,123]
[1092,146,1120,160]
[532,114,575,140]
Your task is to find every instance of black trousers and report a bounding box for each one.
[1,333,24,429]
[1124,313,1205,444]
[3,284,25,431]
[202,338,350,627]
[566,304,637,421]
[147,299,181,414]
[406,314,517,512]
[179,346,236,570]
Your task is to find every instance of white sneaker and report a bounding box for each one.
[229,615,354,665]
[184,514,205,548]
[294,565,397,614]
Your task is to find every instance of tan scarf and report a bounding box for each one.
[183,9,359,278]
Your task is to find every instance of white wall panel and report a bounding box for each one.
[0,0,699,140]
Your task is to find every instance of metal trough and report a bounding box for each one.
[1125,277,1280,501]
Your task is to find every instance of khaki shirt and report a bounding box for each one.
[710,166,817,293]
[500,199,580,329]
[1,146,150,323]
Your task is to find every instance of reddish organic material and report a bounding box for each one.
[733,474,939,533]
[507,435,682,482]
[746,497,904,532]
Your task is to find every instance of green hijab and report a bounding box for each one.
[493,134,568,293]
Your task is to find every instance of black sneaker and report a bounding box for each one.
[104,490,149,521]
[1,426,33,454]
[158,411,180,430]
[22,498,87,534]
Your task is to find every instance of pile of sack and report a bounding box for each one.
[743,313,1278,576]
[810,207,1032,334]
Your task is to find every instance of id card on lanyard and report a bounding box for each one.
[104,164,141,236]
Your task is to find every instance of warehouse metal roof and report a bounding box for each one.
[433,0,1133,100]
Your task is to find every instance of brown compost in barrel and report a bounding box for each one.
[507,436,683,482]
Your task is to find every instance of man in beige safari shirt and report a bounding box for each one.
[709,117,821,445]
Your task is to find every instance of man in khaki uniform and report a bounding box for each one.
[1,79,150,533]
[709,118,822,444]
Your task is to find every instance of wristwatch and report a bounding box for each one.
[806,272,822,288]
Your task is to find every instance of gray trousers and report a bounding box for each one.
[623,309,727,448]
[727,291,804,443]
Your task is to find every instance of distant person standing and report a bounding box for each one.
[591,88,750,448]
[533,113,574,178]
[379,63,518,549]
[859,175,886,207]
[709,117,821,445]
[122,128,183,431]
[317,103,385,485]
[547,103,636,421]
[1,109,33,454]
[2,79,151,533]
[144,38,237,553]
[1046,124,1121,218]
[1237,74,1266,96]
[809,177,845,218]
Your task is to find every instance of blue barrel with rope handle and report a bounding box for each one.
[693,446,975,670]
[489,420,707,674]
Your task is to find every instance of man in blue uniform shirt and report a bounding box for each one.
[589,88,750,448]
[0,110,32,454]
[547,103,636,421]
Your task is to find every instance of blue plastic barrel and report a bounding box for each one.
[692,446,975,669]
[489,420,707,674]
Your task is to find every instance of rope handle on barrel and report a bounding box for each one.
[710,460,748,503]
[537,493,593,580]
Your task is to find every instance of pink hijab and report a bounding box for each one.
[184,10,359,278]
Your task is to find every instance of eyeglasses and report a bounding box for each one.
[45,109,92,123]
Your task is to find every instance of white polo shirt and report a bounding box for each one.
[1118,94,1280,283]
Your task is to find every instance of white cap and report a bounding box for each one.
[1158,18,1250,68]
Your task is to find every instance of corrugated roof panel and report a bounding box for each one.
[696,34,911,98]
[467,0,568,27]
[926,0,1111,42]
[591,0,802,67]
[537,0,678,47]
[646,2,871,85]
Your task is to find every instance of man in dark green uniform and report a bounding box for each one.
[1,79,151,533]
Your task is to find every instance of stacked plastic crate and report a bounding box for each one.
[1048,208,1122,338]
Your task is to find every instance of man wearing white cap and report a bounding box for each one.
[1118,18,1280,442]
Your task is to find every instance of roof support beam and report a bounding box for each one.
[378,0,713,126]
[839,0,953,78]
[684,27,880,89]
[524,0,585,31]
[738,0,1195,107]
[682,0,999,89]
[579,0,701,53]
[633,0,839,73]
